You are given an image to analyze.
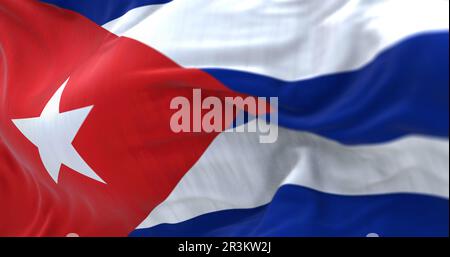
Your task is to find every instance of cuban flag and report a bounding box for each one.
[0,0,448,237]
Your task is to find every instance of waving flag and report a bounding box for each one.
[0,0,448,237]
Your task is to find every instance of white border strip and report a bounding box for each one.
[137,119,449,229]
[104,0,449,81]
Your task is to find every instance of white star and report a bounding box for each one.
[12,78,105,184]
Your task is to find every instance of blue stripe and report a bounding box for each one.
[130,185,449,237]
[204,32,449,144]
[40,0,171,25]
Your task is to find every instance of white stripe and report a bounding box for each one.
[137,119,449,229]
[102,4,165,35]
[103,0,449,81]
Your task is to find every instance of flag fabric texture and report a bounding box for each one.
[0,0,448,236]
